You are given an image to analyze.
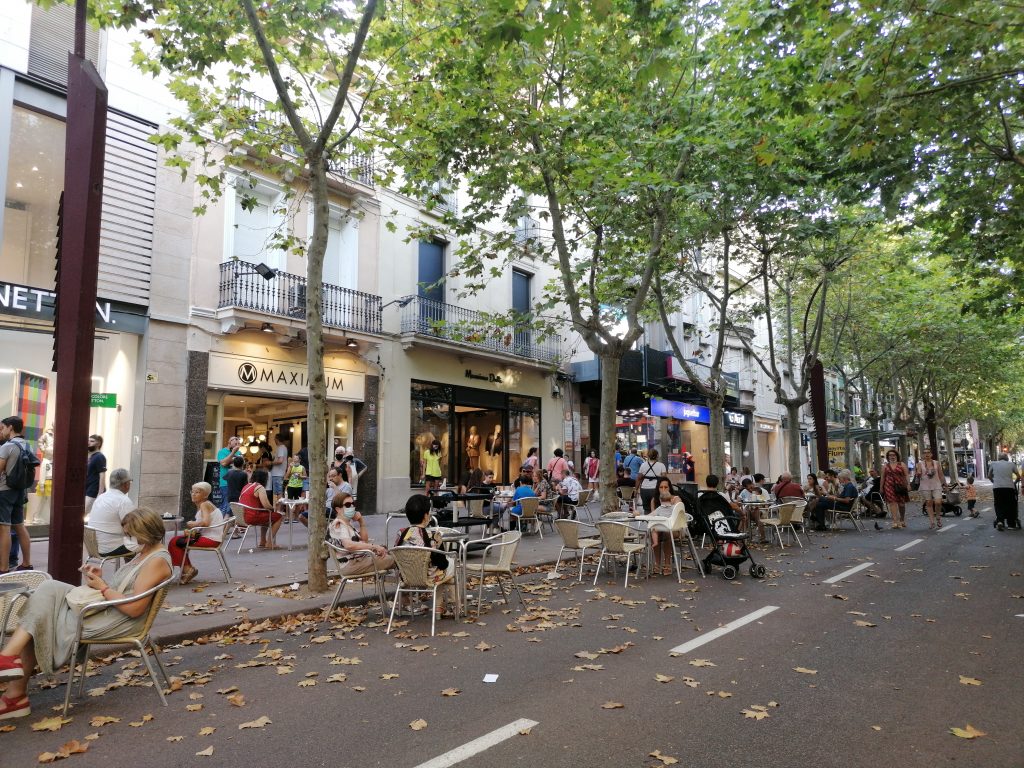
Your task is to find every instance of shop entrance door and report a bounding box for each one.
[456,407,505,484]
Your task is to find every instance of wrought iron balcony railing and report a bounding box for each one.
[399,296,559,364]
[219,260,382,334]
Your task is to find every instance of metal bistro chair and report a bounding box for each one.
[618,486,637,514]
[178,518,236,583]
[762,502,803,548]
[323,541,391,622]
[648,502,705,580]
[563,489,594,523]
[515,496,544,538]
[553,519,601,582]
[0,570,51,646]
[593,520,647,588]
[463,531,525,615]
[83,526,130,573]
[231,502,277,553]
[62,568,179,716]
[830,497,864,532]
[386,545,461,637]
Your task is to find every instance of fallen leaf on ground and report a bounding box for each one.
[227,693,246,707]
[0,724,16,733]
[654,674,674,683]
[166,736,183,742]
[950,724,986,739]
[682,677,700,688]
[238,716,272,730]
[409,645,430,653]
[717,691,733,698]
[185,704,203,712]
[216,686,238,695]
[409,719,428,731]
[601,701,624,709]
[853,620,877,627]
[959,676,982,686]
[325,674,347,683]
[89,716,120,727]
[475,641,493,651]
[689,659,716,668]
[519,726,532,735]
[195,746,214,756]
[198,727,216,736]
[871,726,882,731]
[793,667,818,675]
[381,673,400,680]
[649,750,679,765]
[441,688,460,697]
[298,680,316,688]
[31,717,72,732]
[575,651,600,660]
[742,709,770,720]
[831,594,849,601]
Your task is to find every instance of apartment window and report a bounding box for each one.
[227,180,286,271]
[28,3,101,86]
[322,209,358,289]
[512,268,532,352]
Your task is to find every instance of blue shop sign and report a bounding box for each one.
[650,397,710,424]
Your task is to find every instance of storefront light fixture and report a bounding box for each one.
[259,434,266,442]
[248,445,259,455]
[346,338,359,348]
[261,322,275,333]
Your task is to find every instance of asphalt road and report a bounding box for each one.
[3,512,1022,768]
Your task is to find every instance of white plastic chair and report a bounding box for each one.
[762,502,802,548]
[648,502,705,580]
[593,520,647,587]
[231,502,277,553]
[515,497,543,537]
[553,519,600,581]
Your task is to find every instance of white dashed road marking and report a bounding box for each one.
[412,719,540,768]
[936,523,957,533]
[823,562,876,584]
[895,539,924,552]
[669,606,779,656]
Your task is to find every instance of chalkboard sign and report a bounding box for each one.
[204,460,224,509]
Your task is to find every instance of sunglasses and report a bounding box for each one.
[342,502,355,508]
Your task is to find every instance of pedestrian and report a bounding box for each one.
[554,469,583,519]
[85,434,106,513]
[583,450,600,498]
[0,417,34,573]
[917,448,945,530]
[881,449,910,529]
[341,449,368,498]
[681,451,695,482]
[216,436,243,515]
[988,453,1020,531]
[964,475,978,518]
[635,448,667,514]
[85,468,135,557]
[623,448,643,481]
[171,482,224,585]
[523,447,539,472]
[224,456,248,517]
[546,448,570,483]
[269,433,289,505]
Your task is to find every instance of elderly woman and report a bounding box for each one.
[170,482,224,585]
[0,507,172,720]
[327,492,393,576]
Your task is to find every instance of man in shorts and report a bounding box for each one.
[0,416,33,573]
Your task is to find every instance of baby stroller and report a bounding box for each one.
[695,491,766,580]
[920,483,963,518]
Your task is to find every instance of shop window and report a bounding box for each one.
[1,106,65,289]
[410,399,452,485]
[508,395,540,473]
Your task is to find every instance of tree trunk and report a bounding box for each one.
[867,414,881,472]
[305,159,330,593]
[598,352,623,516]
[942,421,958,485]
[707,396,726,478]
[785,401,803,477]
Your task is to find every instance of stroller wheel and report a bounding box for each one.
[722,565,737,580]
[750,564,767,579]
[954,506,962,517]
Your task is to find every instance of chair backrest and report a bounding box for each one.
[493,531,521,570]
[596,521,630,553]
[390,546,434,588]
[577,490,591,506]
[665,501,689,532]
[777,502,797,525]
[619,486,636,501]
[467,499,487,518]
[86,569,178,644]
[0,570,52,631]
[83,526,101,558]
[554,519,592,548]
[192,518,236,549]
[518,497,540,519]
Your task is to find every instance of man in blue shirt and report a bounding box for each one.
[623,449,643,481]
[217,436,242,514]
[508,476,537,528]
[814,468,857,530]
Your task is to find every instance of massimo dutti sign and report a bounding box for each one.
[208,352,365,402]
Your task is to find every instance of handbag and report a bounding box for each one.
[64,585,105,614]
[893,483,908,496]
[910,476,920,492]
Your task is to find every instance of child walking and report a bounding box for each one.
[965,475,978,518]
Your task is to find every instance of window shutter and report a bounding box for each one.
[28,3,100,86]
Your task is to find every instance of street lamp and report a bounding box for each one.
[233,260,277,280]
[381,296,414,310]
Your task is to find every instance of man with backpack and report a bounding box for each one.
[0,416,38,573]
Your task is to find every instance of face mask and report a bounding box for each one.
[343,508,357,520]
[123,536,142,553]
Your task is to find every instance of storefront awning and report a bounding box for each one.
[825,427,905,442]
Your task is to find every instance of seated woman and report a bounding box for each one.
[239,469,283,549]
[170,482,225,585]
[393,495,457,617]
[327,492,393,576]
[648,476,681,576]
[0,507,172,720]
[803,473,824,521]
[532,469,553,514]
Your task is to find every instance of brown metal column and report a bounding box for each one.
[48,51,107,585]
[809,360,829,473]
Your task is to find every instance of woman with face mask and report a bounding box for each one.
[169,482,224,584]
[648,476,681,576]
[0,507,172,720]
[327,493,394,578]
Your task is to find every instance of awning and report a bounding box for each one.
[824,427,906,441]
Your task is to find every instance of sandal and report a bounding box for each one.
[936,519,942,529]
[0,693,30,720]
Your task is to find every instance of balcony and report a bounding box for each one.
[219,260,382,334]
[399,296,559,365]
[228,90,375,188]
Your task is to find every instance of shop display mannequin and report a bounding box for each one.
[466,425,481,470]
[485,425,503,482]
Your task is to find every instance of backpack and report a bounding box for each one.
[4,438,40,492]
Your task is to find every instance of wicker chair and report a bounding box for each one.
[386,545,460,637]
[593,520,647,587]
[552,519,600,582]
[648,502,705,580]
[83,526,129,573]
[515,496,544,537]
[323,541,391,622]
[618,486,637,513]
[762,502,802,548]
[0,570,51,645]
[178,518,236,582]
[62,568,179,716]
[463,531,524,614]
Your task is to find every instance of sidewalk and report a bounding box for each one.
[25,510,574,645]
